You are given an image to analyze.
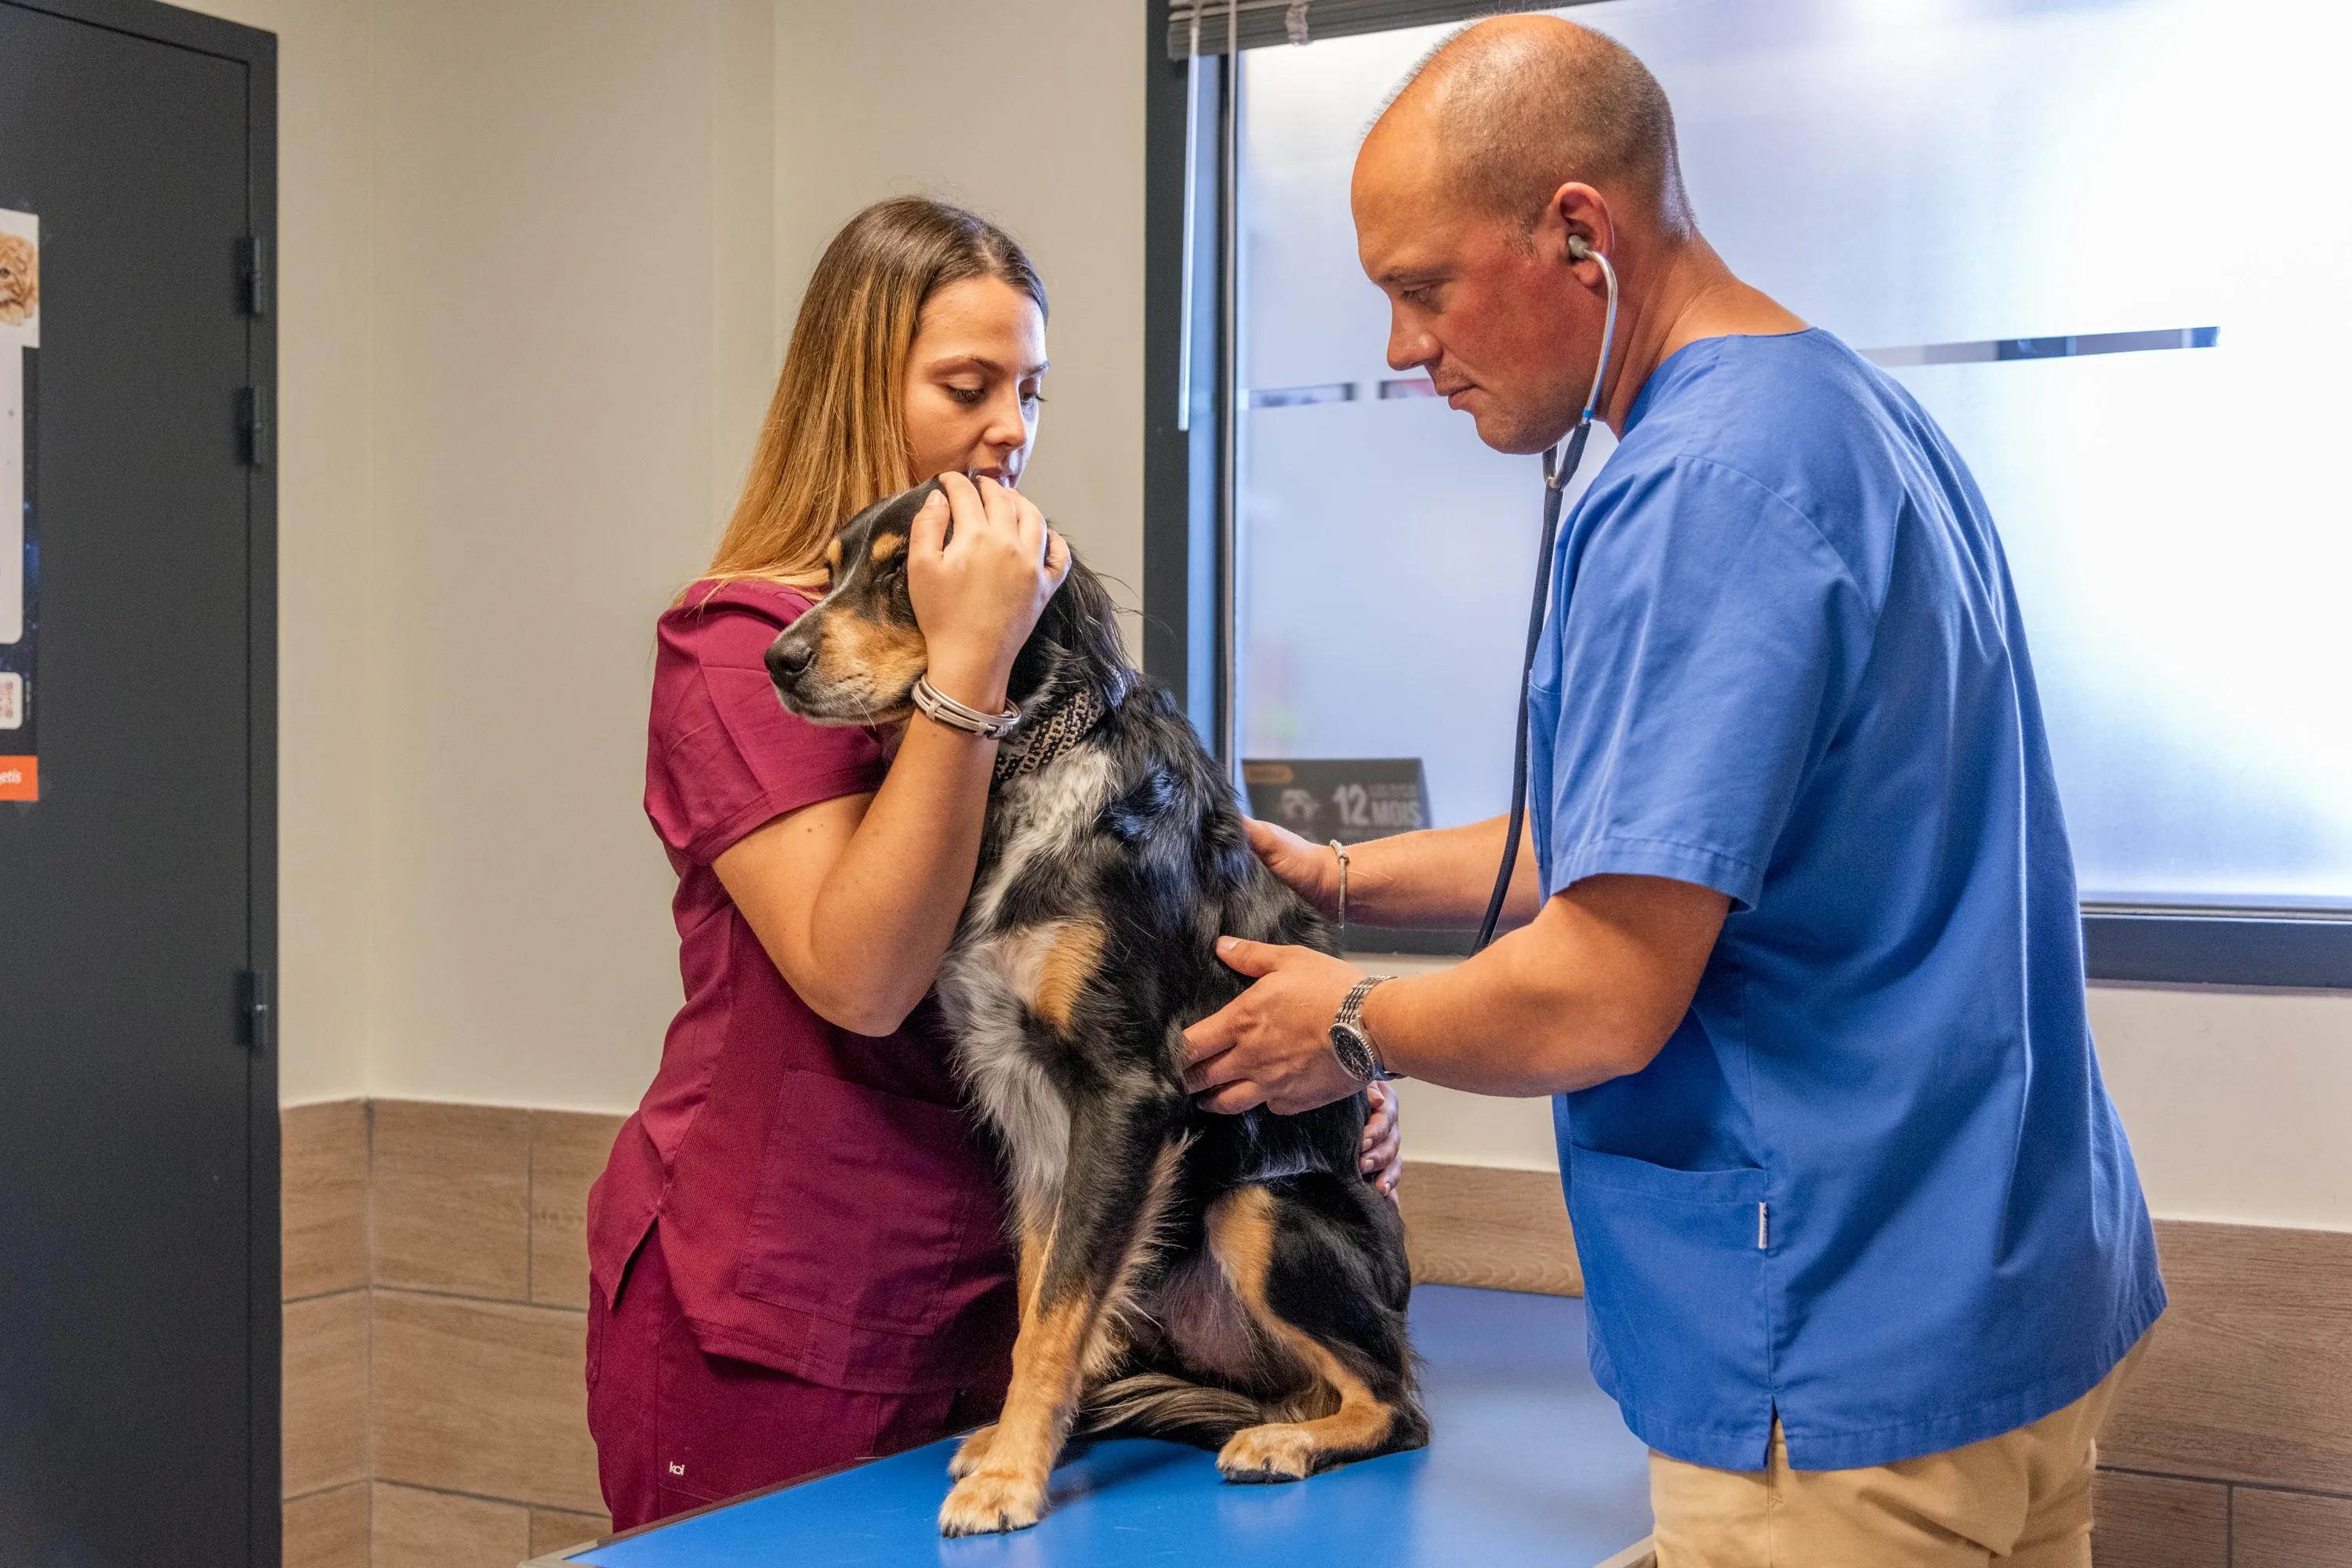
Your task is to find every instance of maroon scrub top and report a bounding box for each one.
[586,578,1017,1396]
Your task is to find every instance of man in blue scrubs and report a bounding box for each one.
[1181,16,2164,1565]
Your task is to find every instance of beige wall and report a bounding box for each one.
[183,0,2350,1231]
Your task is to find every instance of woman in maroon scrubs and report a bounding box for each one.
[583,198,1402,1531]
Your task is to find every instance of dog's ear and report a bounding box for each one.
[1041,550,1123,666]
[869,481,946,560]
[823,482,937,590]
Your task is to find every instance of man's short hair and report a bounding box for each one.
[1386,18,1695,245]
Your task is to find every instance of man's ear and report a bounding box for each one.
[1542,180,1613,273]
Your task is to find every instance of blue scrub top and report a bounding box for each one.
[1528,328,2164,1472]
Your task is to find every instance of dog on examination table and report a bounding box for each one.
[764,478,1428,1537]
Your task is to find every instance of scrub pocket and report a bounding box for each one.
[1565,1144,1773,1441]
[734,1069,990,1334]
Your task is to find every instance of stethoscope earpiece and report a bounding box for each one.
[1561,245,1617,452]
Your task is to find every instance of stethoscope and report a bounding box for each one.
[1472,235,1619,951]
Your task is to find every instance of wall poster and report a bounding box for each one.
[2,206,38,802]
[1242,758,1432,848]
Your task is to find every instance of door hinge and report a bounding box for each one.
[238,234,271,317]
[238,969,274,1053]
[238,386,270,466]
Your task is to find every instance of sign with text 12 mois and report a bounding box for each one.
[1243,758,1430,848]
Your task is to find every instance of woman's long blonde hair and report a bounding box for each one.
[698,198,1047,595]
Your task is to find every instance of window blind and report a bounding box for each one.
[1165,2,1573,61]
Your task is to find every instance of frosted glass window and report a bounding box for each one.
[1236,0,2352,912]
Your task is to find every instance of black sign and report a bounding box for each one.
[1242,757,1430,847]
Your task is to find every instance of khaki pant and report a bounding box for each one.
[1644,1336,2150,1568]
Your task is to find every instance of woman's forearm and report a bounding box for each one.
[724,475,1066,1037]
[1346,813,1544,931]
[801,721,996,1029]
[742,655,1011,1036]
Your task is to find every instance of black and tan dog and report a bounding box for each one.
[765,480,1428,1536]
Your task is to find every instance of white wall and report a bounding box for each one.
[350,0,1145,1110]
[2089,985,2352,1232]
[771,0,1149,655]
[189,0,2347,1232]
[358,0,775,1109]
[177,0,778,1108]
[352,0,1145,1111]
[205,0,1146,1113]
[1392,964,2352,1233]
[176,0,376,1105]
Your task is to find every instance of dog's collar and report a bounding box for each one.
[993,680,1116,786]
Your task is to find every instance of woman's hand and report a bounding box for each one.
[1245,817,1341,918]
[909,472,1071,708]
[1359,1080,1403,1200]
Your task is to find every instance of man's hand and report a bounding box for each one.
[1182,937,1364,1115]
[1243,818,1340,917]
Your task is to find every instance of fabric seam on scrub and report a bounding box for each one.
[1649,452,1883,630]
[1770,1277,2166,1449]
[681,763,879,866]
[662,659,879,862]
[1732,944,1780,1432]
[1772,1279,2165,1470]
[1550,832,1761,909]
[1604,1275,2160,1468]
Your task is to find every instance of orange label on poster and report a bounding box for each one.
[0,756,34,800]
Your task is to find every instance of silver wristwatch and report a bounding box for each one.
[1328,975,1399,1084]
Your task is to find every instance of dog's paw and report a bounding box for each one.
[947,1424,998,1481]
[938,1468,1047,1536]
[1218,1422,1318,1483]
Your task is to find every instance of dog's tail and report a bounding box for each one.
[1077,1373,1331,1448]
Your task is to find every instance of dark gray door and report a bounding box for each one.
[0,2,278,1563]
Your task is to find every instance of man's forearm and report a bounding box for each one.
[1354,922,1636,1096]
[1346,814,1544,931]
[1354,876,1730,1097]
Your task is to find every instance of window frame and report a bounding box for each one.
[1139,2,2352,987]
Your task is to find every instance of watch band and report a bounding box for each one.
[1337,975,1398,1081]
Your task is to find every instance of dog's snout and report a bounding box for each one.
[767,632,816,683]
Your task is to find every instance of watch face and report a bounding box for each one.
[1328,1022,1377,1083]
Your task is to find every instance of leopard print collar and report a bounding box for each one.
[993,681,1117,787]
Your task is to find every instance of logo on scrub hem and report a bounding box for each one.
[668,1462,685,1476]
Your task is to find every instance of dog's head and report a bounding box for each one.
[767,481,1128,728]
[766,483,936,725]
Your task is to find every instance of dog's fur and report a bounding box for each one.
[766,481,1428,1536]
